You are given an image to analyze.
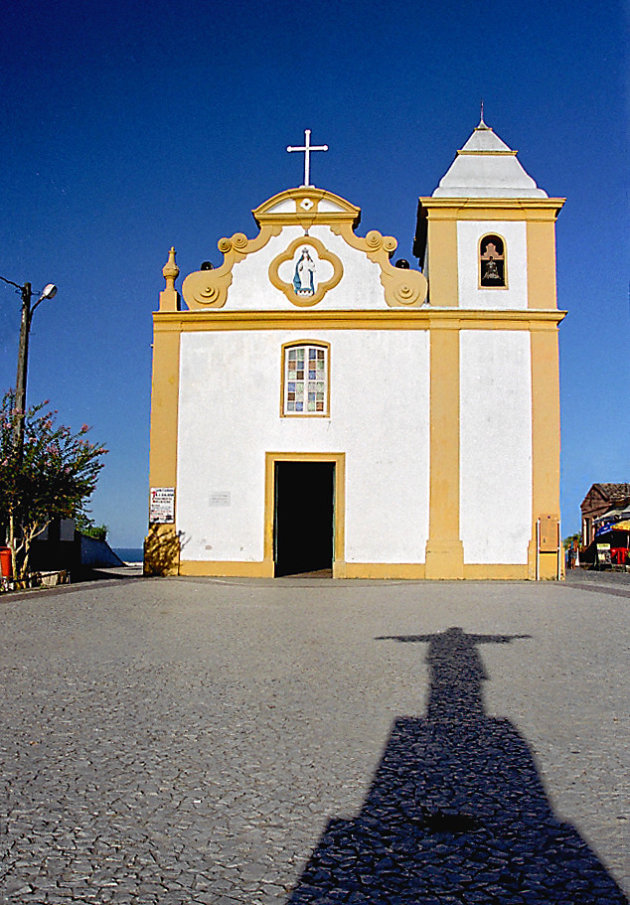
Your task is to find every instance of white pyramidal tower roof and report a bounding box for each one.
[433,114,548,198]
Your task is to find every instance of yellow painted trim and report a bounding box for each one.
[280,340,331,417]
[146,326,181,577]
[253,187,361,231]
[330,223,428,307]
[153,308,566,332]
[456,150,518,156]
[264,451,346,578]
[527,220,558,309]
[425,325,464,578]
[327,564,534,580]
[527,327,562,579]
[478,232,508,290]
[148,329,180,490]
[174,560,541,580]
[463,564,529,580]
[179,560,274,578]
[426,218,458,306]
[419,197,565,222]
[181,225,282,309]
[345,563,426,579]
[268,236,343,306]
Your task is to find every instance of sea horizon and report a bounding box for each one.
[113,547,143,563]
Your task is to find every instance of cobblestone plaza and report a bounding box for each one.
[1,574,628,903]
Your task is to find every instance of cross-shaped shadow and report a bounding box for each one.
[286,627,627,904]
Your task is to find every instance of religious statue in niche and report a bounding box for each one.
[479,235,506,287]
[293,247,316,296]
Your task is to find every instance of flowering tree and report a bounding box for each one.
[0,391,107,581]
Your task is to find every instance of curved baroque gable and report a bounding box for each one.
[180,187,427,311]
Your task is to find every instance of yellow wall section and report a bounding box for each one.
[463,564,529,580]
[528,327,562,578]
[425,324,465,578]
[179,560,274,578]
[426,218,458,306]
[344,563,426,579]
[527,220,558,309]
[148,329,180,489]
[145,326,181,576]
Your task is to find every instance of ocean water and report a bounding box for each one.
[113,548,144,563]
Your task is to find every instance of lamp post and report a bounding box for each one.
[0,277,57,449]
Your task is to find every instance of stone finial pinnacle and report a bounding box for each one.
[162,246,179,290]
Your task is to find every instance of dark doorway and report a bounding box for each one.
[274,461,334,577]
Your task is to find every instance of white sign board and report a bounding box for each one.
[149,487,175,524]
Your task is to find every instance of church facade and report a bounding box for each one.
[146,118,565,579]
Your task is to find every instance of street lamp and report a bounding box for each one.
[0,276,58,448]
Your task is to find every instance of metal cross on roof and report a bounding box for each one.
[286,129,328,188]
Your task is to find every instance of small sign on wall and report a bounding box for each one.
[149,487,175,523]
[539,514,559,552]
[209,492,231,507]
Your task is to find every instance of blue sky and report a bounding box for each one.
[1,0,627,546]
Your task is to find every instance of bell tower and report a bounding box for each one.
[414,115,565,579]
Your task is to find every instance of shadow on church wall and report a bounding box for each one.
[143,527,186,576]
[286,627,627,904]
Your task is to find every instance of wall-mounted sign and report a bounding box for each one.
[209,492,231,507]
[149,487,175,523]
[538,514,559,552]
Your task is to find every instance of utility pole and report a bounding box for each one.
[0,276,58,452]
[14,281,32,449]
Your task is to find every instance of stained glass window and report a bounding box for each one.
[283,344,329,415]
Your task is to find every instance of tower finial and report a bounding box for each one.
[477,99,489,130]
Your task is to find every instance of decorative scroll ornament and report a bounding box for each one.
[179,188,426,310]
[181,226,282,309]
[268,237,343,307]
[330,225,428,307]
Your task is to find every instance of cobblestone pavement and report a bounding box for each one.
[0,575,628,903]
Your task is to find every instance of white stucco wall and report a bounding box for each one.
[227,225,387,311]
[459,331,532,563]
[177,330,430,564]
[457,221,527,309]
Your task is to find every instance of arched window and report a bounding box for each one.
[282,342,330,416]
[479,234,507,288]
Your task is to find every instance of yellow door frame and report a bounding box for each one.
[264,452,346,578]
